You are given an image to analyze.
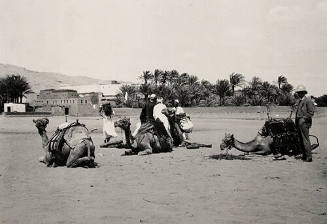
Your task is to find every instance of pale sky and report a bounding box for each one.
[0,0,326,96]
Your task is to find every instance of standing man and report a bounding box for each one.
[99,103,117,143]
[294,85,315,162]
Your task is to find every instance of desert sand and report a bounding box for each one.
[0,107,326,224]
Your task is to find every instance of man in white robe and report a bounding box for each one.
[153,97,171,137]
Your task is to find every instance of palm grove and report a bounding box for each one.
[0,75,30,111]
[117,69,327,107]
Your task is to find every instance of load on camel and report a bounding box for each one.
[33,118,96,168]
[220,108,319,158]
[114,117,174,156]
[115,110,211,156]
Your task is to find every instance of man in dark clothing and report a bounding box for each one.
[132,94,157,138]
[139,94,157,123]
[294,85,315,162]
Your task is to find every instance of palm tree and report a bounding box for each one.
[1,74,30,103]
[139,84,152,101]
[277,75,287,89]
[175,84,191,106]
[261,81,275,103]
[118,84,138,107]
[16,75,30,103]
[229,73,245,96]
[0,78,6,103]
[250,76,262,92]
[138,71,153,100]
[215,79,231,106]
[139,71,153,84]
[281,83,293,93]
[200,80,213,101]
[160,70,170,86]
[168,70,179,86]
[120,84,137,97]
[241,86,253,103]
[188,75,199,86]
[153,69,162,86]
[179,73,190,85]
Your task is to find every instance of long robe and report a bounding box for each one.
[153,102,170,135]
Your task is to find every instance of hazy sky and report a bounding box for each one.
[0,0,326,95]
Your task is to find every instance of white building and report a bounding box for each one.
[4,103,26,113]
[61,82,120,93]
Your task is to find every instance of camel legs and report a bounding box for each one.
[138,133,160,155]
[138,148,152,156]
[66,141,95,168]
[39,150,54,166]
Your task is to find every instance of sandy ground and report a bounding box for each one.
[0,108,326,224]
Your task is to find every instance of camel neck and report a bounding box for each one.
[39,130,49,149]
[233,138,257,152]
[122,125,132,148]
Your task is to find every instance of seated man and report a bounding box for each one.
[172,99,192,140]
[132,94,157,137]
[172,99,185,115]
[153,96,172,138]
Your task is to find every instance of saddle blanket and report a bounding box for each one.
[48,122,90,152]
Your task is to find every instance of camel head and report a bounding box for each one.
[33,118,49,134]
[114,117,131,130]
[220,133,234,150]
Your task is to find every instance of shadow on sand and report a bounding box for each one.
[208,154,251,160]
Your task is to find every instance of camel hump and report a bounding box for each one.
[48,122,90,152]
[135,121,170,139]
[64,124,90,148]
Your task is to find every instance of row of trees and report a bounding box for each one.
[1,72,326,110]
[116,69,305,107]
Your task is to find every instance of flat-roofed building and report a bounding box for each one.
[34,89,100,116]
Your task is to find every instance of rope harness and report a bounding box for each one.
[47,121,90,152]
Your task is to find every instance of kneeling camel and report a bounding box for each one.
[34,118,96,167]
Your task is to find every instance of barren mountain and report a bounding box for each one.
[0,63,113,92]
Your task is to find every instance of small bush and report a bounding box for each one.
[315,95,327,107]
[277,93,294,106]
[231,95,246,106]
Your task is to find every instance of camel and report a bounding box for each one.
[220,118,319,157]
[114,117,174,156]
[33,118,96,167]
[220,133,274,155]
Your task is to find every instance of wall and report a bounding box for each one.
[34,101,99,116]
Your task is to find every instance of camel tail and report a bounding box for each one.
[309,135,319,151]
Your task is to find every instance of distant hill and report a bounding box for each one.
[0,63,114,92]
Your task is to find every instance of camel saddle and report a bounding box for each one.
[48,121,91,152]
[136,120,172,152]
[260,118,301,155]
[136,120,169,137]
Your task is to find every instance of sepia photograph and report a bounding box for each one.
[0,0,326,223]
